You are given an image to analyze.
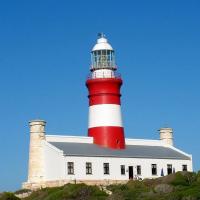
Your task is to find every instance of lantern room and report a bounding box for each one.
[91,33,116,71]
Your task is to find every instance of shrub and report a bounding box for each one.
[14,188,32,195]
[171,172,190,186]
[62,183,107,199]
[24,183,107,200]
[0,192,20,200]
[180,185,200,199]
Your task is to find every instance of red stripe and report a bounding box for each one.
[89,94,121,105]
[86,78,122,106]
[88,126,125,149]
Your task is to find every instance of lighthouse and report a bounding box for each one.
[86,33,125,149]
[23,34,193,190]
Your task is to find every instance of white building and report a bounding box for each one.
[23,34,192,190]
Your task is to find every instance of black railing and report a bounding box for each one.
[90,64,117,71]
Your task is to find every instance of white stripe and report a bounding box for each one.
[88,104,123,128]
[92,69,115,78]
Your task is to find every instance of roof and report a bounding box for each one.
[92,37,113,51]
[49,142,191,160]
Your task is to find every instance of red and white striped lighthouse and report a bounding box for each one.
[86,33,125,149]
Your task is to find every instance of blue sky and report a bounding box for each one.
[0,0,200,191]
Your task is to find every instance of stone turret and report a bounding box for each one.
[159,127,174,146]
[27,120,46,183]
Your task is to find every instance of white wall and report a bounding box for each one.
[46,135,93,143]
[43,141,65,181]
[43,141,193,180]
[43,141,192,181]
[63,156,192,181]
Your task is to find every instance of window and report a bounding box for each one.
[167,164,172,175]
[151,164,157,175]
[137,165,141,175]
[86,162,92,175]
[67,162,74,175]
[121,165,125,175]
[182,165,187,171]
[104,163,109,175]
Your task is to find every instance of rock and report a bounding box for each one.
[154,184,173,194]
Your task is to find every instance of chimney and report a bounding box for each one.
[159,127,174,146]
[27,120,46,183]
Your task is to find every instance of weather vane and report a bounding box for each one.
[98,32,106,38]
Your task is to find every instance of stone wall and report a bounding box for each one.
[22,179,128,190]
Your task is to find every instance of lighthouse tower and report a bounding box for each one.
[86,33,125,149]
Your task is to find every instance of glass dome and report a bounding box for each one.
[91,34,116,71]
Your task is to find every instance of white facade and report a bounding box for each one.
[43,138,192,182]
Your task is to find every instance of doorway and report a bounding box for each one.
[129,166,133,179]
[167,164,172,175]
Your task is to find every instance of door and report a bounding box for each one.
[167,164,172,175]
[129,166,133,179]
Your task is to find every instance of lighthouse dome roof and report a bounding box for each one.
[92,34,113,51]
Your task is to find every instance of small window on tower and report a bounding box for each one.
[86,162,92,175]
[121,165,125,175]
[67,162,74,175]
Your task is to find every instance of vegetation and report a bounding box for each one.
[0,192,20,200]
[106,171,200,200]
[1,171,200,200]
[23,183,108,200]
[14,189,31,195]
